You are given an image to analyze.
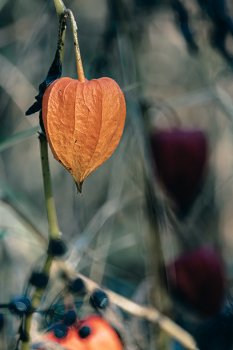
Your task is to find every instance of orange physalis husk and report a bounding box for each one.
[42,77,126,192]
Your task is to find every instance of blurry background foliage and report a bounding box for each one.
[1,0,233,348]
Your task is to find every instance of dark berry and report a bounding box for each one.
[64,310,77,326]
[48,238,67,256]
[78,326,91,338]
[69,278,85,293]
[90,289,109,309]
[54,323,68,339]
[29,272,49,288]
[10,296,31,315]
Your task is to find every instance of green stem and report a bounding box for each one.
[65,9,85,82]
[21,134,60,350]
[22,256,54,350]
[40,133,60,240]
[21,3,67,347]
[53,0,66,19]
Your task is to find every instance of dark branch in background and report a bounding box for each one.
[134,0,161,13]
[196,0,233,65]
[91,0,135,79]
[171,0,199,53]
[171,0,233,66]
[90,0,119,78]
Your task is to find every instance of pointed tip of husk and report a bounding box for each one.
[75,180,83,194]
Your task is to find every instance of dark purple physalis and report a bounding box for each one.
[150,128,208,214]
[167,246,225,317]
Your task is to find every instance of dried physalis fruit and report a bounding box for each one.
[168,246,225,317]
[26,9,126,192]
[42,77,126,192]
[150,128,208,214]
[40,315,123,350]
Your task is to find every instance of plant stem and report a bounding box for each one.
[65,9,85,82]
[21,3,67,347]
[53,0,67,67]
[53,0,66,19]
[21,134,59,350]
[53,2,85,82]
[58,13,68,65]
[39,133,60,240]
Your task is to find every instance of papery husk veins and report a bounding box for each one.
[42,77,126,192]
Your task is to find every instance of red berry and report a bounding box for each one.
[150,128,208,213]
[168,246,225,317]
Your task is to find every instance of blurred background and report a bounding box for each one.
[1,0,233,349]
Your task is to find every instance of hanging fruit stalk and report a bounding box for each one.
[42,9,126,192]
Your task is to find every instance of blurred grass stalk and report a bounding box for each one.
[0,125,40,153]
[88,132,129,285]
[0,193,46,247]
[110,0,172,348]
[22,132,61,350]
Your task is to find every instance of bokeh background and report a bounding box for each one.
[1,0,233,349]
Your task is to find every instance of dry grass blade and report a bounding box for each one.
[0,17,36,49]
[67,193,143,267]
[0,194,47,247]
[0,125,40,153]
[89,132,129,284]
[214,86,233,124]
[0,53,37,123]
[78,233,138,271]
[150,87,218,124]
